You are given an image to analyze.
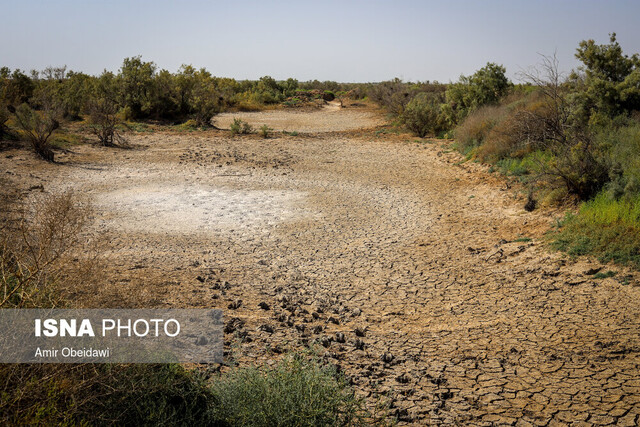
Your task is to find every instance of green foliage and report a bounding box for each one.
[444,62,511,126]
[593,270,617,279]
[598,122,640,199]
[401,92,447,137]
[574,33,640,116]
[259,124,272,138]
[552,193,640,269]
[230,118,252,135]
[368,78,446,116]
[118,56,157,120]
[1,356,378,426]
[1,68,35,106]
[209,354,373,426]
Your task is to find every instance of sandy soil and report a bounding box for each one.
[214,101,385,132]
[2,105,639,425]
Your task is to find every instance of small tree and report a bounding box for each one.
[518,54,610,199]
[13,103,59,162]
[87,97,126,146]
[444,63,511,125]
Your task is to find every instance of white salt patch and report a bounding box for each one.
[95,185,307,234]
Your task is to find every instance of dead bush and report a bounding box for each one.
[87,97,127,146]
[477,99,547,161]
[12,103,60,161]
[0,191,96,308]
[454,104,505,153]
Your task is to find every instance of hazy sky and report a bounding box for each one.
[2,0,640,83]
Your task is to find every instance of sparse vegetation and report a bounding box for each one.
[230,118,253,135]
[12,103,59,161]
[0,190,380,425]
[551,193,640,269]
[259,124,272,138]
[87,97,127,146]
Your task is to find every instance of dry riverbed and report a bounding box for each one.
[2,104,640,425]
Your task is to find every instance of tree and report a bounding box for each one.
[444,62,511,125]
[87,97,126,147]
[518,54,609,199]
[13,103,59,162]
[118,56,156,119]
[574,33,640,116]
[191,69,222,127]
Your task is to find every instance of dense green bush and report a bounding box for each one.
[401,92,447,137]
[209,354,373,426]
[443,62,511,126]
[0,356,377,426]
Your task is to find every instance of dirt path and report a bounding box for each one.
[2,106,639,425]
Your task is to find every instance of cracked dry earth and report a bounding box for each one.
[3,105,640,425]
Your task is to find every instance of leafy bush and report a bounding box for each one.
[368,79,446,116]
[401,92,447,137]
[443,62,511,126]
[600,123,640,199]
[118,56,157,120]
[573,33,640,117]
[209,354,373,426]
[259,124,272,138]
[230,118,252,135]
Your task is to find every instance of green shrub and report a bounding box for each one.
[259,124,272,138]
[599,123,640,199]
[209,354,373,426]
[444,62,511,125]
[552,193,640,269]
[230,118,253,135]
[401,92,447,137]
[1,356,379,426]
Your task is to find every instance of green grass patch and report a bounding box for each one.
[210,353,378,426]
[122,121,152,132]
[593,270,617,279]
[172,119,208,132]
[49,131,87,149]
[0,354,380,426]
[552,193,640,269]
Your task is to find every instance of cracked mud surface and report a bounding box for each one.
[2,106,639,425]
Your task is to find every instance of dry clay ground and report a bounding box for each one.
[2,103,640,425]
